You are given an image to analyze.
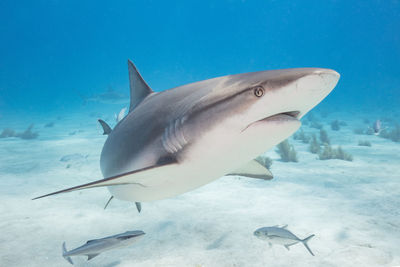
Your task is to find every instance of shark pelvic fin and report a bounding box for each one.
[87,254,100,261]
[98,119,112,135]
[32,161,177,200]
[128,60,153,112]
[226,159,273,180]
[135,202,142,213]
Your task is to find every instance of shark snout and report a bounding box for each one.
[285,68,340,119]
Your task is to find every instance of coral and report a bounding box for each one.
[255,156,273,169]
[276,140,298,162]
[318,144,353,161]
[319,129,330,144]
[331,120,340,131]
[293,129,310,143]
[358,140,372,147]
[309,134,320,154]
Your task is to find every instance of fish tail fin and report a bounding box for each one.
[62,242,74,265]
[301,234,315,256]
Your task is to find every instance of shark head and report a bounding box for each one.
[181,68,340,164]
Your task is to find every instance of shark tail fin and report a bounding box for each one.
[301,234,315,256]
[62,242,74,265]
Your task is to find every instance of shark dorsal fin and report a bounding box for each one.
[128,60,153,112]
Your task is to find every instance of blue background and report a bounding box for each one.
[1,0,399,114]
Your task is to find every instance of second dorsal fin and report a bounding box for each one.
[128,60,153,112]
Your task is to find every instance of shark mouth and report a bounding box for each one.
[260,110,301,122]
[242,110,300,132]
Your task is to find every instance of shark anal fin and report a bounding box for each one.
[135,202,142,213]
[32,162,178,200]
[226,159,273,180]
[87,254,100,261]
[98,119,112,135]
[104,196,114,209]
[128,60,153,112]
[62,242,74,265]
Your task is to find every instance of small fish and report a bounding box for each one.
[62,230,145,264]
[254,225,315,256]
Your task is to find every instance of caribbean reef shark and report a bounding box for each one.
[34,60,340,206]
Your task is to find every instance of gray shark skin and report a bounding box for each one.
[254,225,315,256]
[34,60,340,203]
[62,230,145,264]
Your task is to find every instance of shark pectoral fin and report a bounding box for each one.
[87,254,100,261]
[284,244,290,251]
[128,60,153,112]
[62,242,73,265]
[135,202,142,213]
[32,162,178,200]
[98,119,112,135]
[226,159,273,180]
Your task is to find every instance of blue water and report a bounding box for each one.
[1,1,399,266]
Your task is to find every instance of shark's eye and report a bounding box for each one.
[253,86,264,97]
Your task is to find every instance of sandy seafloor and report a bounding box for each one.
[0,109,399,267]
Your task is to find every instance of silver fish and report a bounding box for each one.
[62,230,145,264]
[254,225,315,256]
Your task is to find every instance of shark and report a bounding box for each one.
[34,60,340,207]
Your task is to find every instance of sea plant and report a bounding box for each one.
[358,140,372,147]
[293,129,310,143]
[255,156,273,169]
[318,144,353,161]
[330,120,340,131]
[319,129,330,144]
[310,121,323,130]
[309,134,320,154]
[276,140,298,162]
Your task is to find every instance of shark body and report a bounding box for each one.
[35,60,340,203]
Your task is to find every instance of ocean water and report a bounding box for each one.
[1,1,400,266]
